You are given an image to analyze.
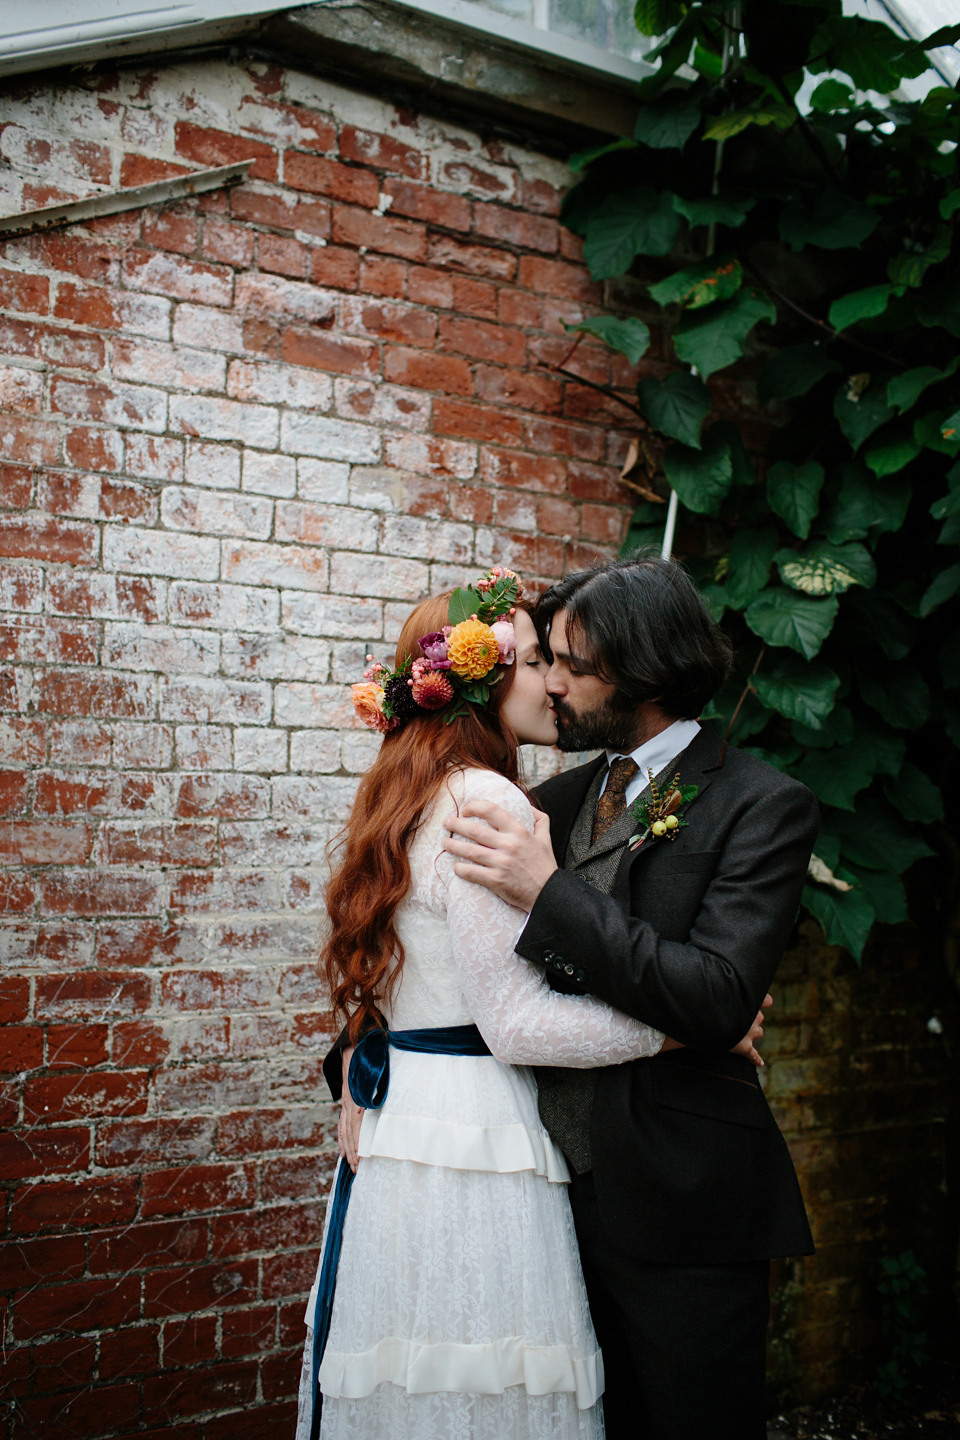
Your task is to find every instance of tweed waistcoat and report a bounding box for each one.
[536,758,673,1174]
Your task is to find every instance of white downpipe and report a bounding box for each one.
[660,488,679,561]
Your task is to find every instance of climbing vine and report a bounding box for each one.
[559,0,960,961]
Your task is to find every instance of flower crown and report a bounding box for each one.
[352,567,523,732]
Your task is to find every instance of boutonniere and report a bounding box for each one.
[628,769,699,852]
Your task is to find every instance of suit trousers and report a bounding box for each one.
[569,1171,770,1440]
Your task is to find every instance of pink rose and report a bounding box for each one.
[490,618,517,664]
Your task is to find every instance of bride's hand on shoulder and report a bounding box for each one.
[338,1047,365,1173]
[730,994,773,1068]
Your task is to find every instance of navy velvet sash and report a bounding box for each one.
[309,1023,492,1440]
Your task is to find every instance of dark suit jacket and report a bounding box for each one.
[519,722,818,1264]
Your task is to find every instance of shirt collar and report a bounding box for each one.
[606,718,702,785]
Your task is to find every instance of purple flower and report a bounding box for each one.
[418,631,451,668]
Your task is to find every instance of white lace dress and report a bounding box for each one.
[296,767,664,1440]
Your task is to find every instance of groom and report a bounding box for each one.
[442,555,819,1440]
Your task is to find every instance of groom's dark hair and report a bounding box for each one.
[535,554,733,719]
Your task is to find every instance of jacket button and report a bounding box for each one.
[575,969,586,983]
[564,964,575,976]
[543,950,556,963]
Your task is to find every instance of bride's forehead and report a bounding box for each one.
[512,609,537,645]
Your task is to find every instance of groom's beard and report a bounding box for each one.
[552,694,638,753]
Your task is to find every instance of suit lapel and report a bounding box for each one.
[623,721,725,867]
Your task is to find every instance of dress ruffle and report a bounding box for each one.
[359,1108,571,1184]
[319,1335,603,1408]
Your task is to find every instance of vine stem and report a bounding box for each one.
[743,258,906,369]
[535,362,644,418]
[718,643,766,766]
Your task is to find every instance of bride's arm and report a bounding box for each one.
[442,775,664,1068]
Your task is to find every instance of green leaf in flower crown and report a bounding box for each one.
[794,743,876,810]
[883,761,945,825]
[837,587,913,661]
[829,284,903,332]
[941,632,960,689]
[636,370,711,449]
[633,89,702,149]
[863,424,921,477]
[779,190,879,253]
[834,380,895,452]
[919,562,960,616]
[674,289,777,380]
[759,345,842,403]
[834,796,935,873]
[562,316,651,365]
[792,704,854,750]
[724,524,779,607]
[823,464,910,544]
[852,716,905,778]
[753,654,840,729]
[662,430,734,516]
[809,78,854,112]
[916,280,960,338]
[887,357,960,414]
[583,187,680,279]
[648,256,743,310]
[448,586,484,625]
[857,663,931,730]
[802,881,875,960]
[671,193,755,230]
[776,540,876,595]
[767,460,825,540]
[745,588,838,660]
[807,15,928,92]
[845,865,907,926]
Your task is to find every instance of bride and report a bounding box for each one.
[296,568,761,1440]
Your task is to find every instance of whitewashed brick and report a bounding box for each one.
[280,412,380,463]
[111,337,226,394]
[46,573,166,621]
[348,466,433,514]
[297,459,349,503]
[272,775,359,822]
[289,728,340,773]
[103,622,221,676]
[333,379,431,432]
[219,821,334,866]
[184,440,240,491]
[221,632,331,682]
[161,676,272,725]
[123,251,232,307]
[126,434,184,483]
[222,540,328,593]
[169,395,279,449]
[274,500,378,552]
[113,723,174,769]
[330,552,427,600]
[173,303,247,353]
[175,724,233,769]
[112,291,173,340]
[227,359,333,411]
[234,273,337,324]
[473,527,496,566]
[384,601,413,643]
[0,565,42,612]
[55,377,167,433]
[103,526,220,581]
[0,364,44,413]
[169,580,278,632]
[161,486,273,540]
[235,727,288,773]
[341,729,381,773]
[242,450,296,498]
[329,641,368,683]
[381,514,473,564]
[384,432,477,479]
[274,682,354,729]
[281,592,382,639]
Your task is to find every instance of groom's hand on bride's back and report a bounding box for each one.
[730,993,773,1068]
[442,800,558,911]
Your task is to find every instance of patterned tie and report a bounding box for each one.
[591,756,640,845]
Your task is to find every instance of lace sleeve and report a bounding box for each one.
[440,770,664,1068]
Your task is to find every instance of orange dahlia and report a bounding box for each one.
[447,618,499,680]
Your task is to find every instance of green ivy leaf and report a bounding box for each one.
[448,586,484,624]
[823,464,910,543]
[673,288,777,380]
[857,664,931,730]
[833,796,935,872]
[634,0,687,39]
[883,762,945,824]
[914,410,960,457]
[940,188,960,221]
[703,104,794,142]
[725,524,779,607]
[583,187,680,279]
[942,409,960,442]
[887,357,960,414]
[633,89,703,149]
[698,581,728,622]
[767,460,825,539]
[863,425,921,477]
[794,744,876,810]
[887,228,950,288]
[745,588,839,660]
[808,16,928,92]
[779,191,879,253]
[648,256,743,310]
[919,562,960,616]
[672,193,755,230]
[809,78,854,112]
[834,381,896,452]
[569,137,638,173]
[829,284,903,332]
[852,717,906,778]
[916,280,960,338]
[635,370,711,448]
[838,587,913,661]
[802,881,875,961]
[561,316,651,365]
[792,704,854,750]
[759,345,842,403]
[753,654,840,729]
[776,540,876,595]
[845,865,908,926]
[662,430,734,515]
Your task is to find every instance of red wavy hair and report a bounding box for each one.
[322,592,521,1042]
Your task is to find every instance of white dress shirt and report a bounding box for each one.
[599,718,702,808]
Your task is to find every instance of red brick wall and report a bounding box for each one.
[0,56,641,1436]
